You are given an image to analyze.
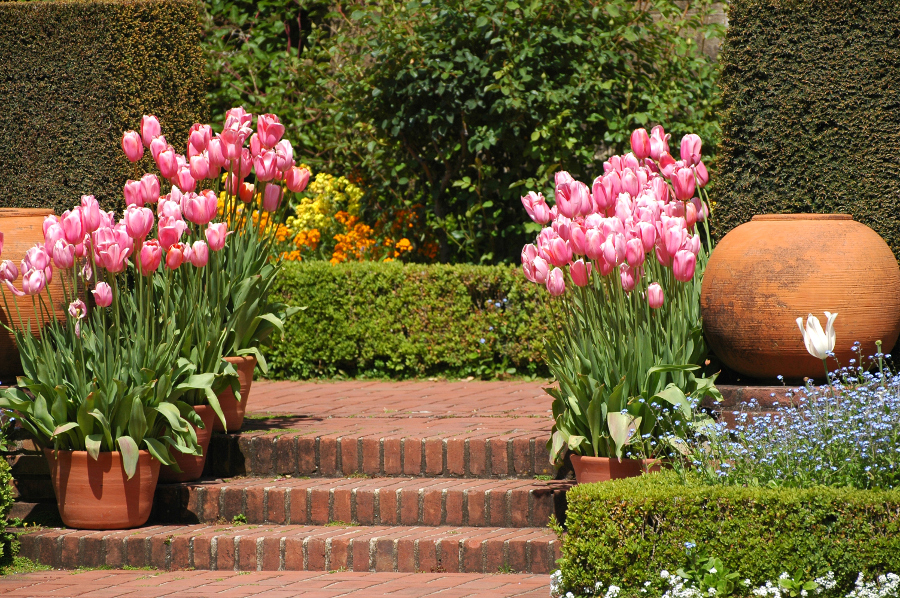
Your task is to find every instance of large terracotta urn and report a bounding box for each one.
[0,208,67,381]
[158,405,216,483]
[701,214,900,379]
[569,455,661,484]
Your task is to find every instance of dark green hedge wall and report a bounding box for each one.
[713,0,900,254]
[264,262,553,379]
[0,0,208,214]
[559,472,900,596]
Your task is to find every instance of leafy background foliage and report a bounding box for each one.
[204,0,723,263]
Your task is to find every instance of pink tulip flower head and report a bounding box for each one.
[140,115,161,147]
[124,205,154,239]
[569,259,592,287]
[547,237,573,267]
[165,242,186,270]
[225,106,253,130]
[68,299,87,320]
[680,134,702,166]
[218,130,243,161]
[521,191,551,225]
[254,150,278,182]
[23,244,50,272]
[625,237,646,267]
[249,133,263,158]
[52,240,75,269]
[621,169,640,198]
[647,282,664,309]
[205,222,229,251]
[546,267,565,296]
[61,209,84,245]
[671,167,696,201]
[150,136,168,161]
[79,195,101,233]
[183,192,215,225]
[139,173,160,204]
[569,225,587,256]
[620,265,639,293]
[649,125,670,161]
[156,148,179,180]
[99,243,130,274]
[188,123,213,153]
[257,114,285,149]
[189,154,210,182]
[157,216,186,250]
[124,179,144,207]
[262,183,282,212]
[92,282,113,307]
[158,198,183,221]
[531,257,550,284]
[174,166,196,193]
[555,171,574,188]
[139,239,162,275]
[630,128,651,160]
[207,138,227,170]
[122,130,144,162]
[0,260,18,283]
[673,249,697,282]
[189,240,209,267]
[693,161,709,188]
[18,268,46,296]
[275,139,294,171]
[623,153,640,171]
[239,182,256,203]
[658,152,676,179]
[584,228,604,261]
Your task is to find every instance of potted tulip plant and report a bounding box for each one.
[132,109,305,433]
[520,126,720,484]
[0,195,219,528]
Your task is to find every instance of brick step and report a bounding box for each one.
[18,524,561,574]
[204,417,554,479]
[153,477,560,528]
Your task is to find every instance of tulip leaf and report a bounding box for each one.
[143,437,172,467]
[116,435,139,480]
[85,434,103,460]
[607,412,641,458]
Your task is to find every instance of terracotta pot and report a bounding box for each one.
[0,208,67,381]
[213,355,257,433]
[569,455,661,484]
[701,214,900,379]
[158,405,216,483]
[44,448,160,529]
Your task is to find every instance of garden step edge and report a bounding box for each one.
[17,524,561,575]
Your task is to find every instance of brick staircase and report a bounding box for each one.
[10,380,566,577]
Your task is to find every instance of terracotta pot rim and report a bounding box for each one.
[224,355,257,364]
[751,213,852,221]
[570,454,661,464]
[43,448,153,457]
[0,208,56,217]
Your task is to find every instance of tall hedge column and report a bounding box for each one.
[713,0,900,257]
[0,0,208,214]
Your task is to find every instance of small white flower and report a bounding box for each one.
[709,568,717,574]
[661,571,670,579]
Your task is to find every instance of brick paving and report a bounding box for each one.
[0,570,551,597]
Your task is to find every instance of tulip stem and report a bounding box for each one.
[822,358,837,401]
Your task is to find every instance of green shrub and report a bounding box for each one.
[713,0,900,256]
[558,471,900,596]
[265,261,553,379]
[204,0,723,263]
[0,423,17,569]
[0,0,208,214]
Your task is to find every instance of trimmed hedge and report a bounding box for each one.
[558,471,900,596]
[265,262,553,379]
[0,0,208,214]
[0,427,16,568]
[713,0,900,256]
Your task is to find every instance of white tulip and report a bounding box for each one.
[796,312,837,360]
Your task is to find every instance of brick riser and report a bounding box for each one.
[154,478,557,528]
[18,525,560,575]
[204,431,554,479]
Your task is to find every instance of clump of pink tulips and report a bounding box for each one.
[535,126,720,467]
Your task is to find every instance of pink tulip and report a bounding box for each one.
[685,234,701,256]
[156,148,179,179]
[282,166,309,195]
[658,152,676,179]
[61,210,84,245]
[602,233,626,266]
[257,114,285,148]
[547,237,572,267]
[68,299,87,320]
[650,125,670,161]
[631,128,651,160]
[174,167,196,193]
[647,282,664,308]
[693,161,709,188]
[207,138,227,170]
[19,268,46,295]
[237,148,253,179]
[138,239,162,275]
[189,154,210,181]
[546,268,565,296]
[680,134,702,166]
[605,156,623,173]
[531,257,550,284]
[663,225,686,258]
[569,259,592,287]
[74,196,100,234]
[225,106,253,130]
[621,169,640,198]
[150,136,168,161]
[521,245,539,282]
[189,123,212,152]
[123,179,143,207]
[0,260,18,282]
[122,130,144,162]
[556,181,588,218]
[124,205,154,239]
[205,222,229,251]
[165,243,186,270]
[262,183,282,212]
[673,250,697,282]
[52,240,75,269]
[183,193,213,225]
[555,171,574,187]
[158,198,183,221]
[140,173,160,204]
[649,177,669,204]
[620,265,638,293]
[625,237,645,267]
[189,240,209,267]
[275,139,294,171]
[99,243,130,273]
[584,229,604,261]
[569,225,587,256]
[597,257,615,276]
[591,177,614,213]
[671,167,696,201]
[239,182,256,203]
[219,130,243,160]
[684,201,698,228]
[623,153,640,171]
[249,133,263,158]
[92,282,113,307]
[254,150,278,182]
[140,115,161,147]
[158,217,186,249]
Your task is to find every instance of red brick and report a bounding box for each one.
[275,436,296,475]
[245,487,264,523]
[171,534,193,571]
[254,437,274,475]
[510,489,529,528]
[361,437,381,475]
[340,436,359,475]
[333,487,352,524]
[437,537,460,573]
[297,437,316,475]
[402,438,422,475]
[203,486,222,522]
[467,439,487,477]
[488,489,508,527]
[444,487,464,526]
[424,438,443,475]
[485,537,507,573]
[417,538,438,573]
[186,485,203,521]
[534,439,553,477]
[307,537,326,571]
[283,536,304,571]
[319,437,338,476]
[60,531,83,568]
[191,532,215,570]
[383,438,402,475]
[329,536,351,571]
[513,437,532,476]
[396,537,416,573]
[261,536,282,571]
[267,487,287,524]
[490,438,509,476]
[446,438,465,476]
[125,534,148,568]
[216,535,236,571]
[378,488,397,525]
[528,538,553,574]
[531,489,554,527]
[309,488,329,525]
[467,489,485,526]
[289,487,308,524]
[355,487,375,525]
[150,532,172,569]
[462,536,485,573]
[507,537,528,573]
[351,537,371,572]
[422,488,442,526]
[238,535,259,571]
[399,486,419,525]
[222,487,243,521]
[237,436,254,473]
